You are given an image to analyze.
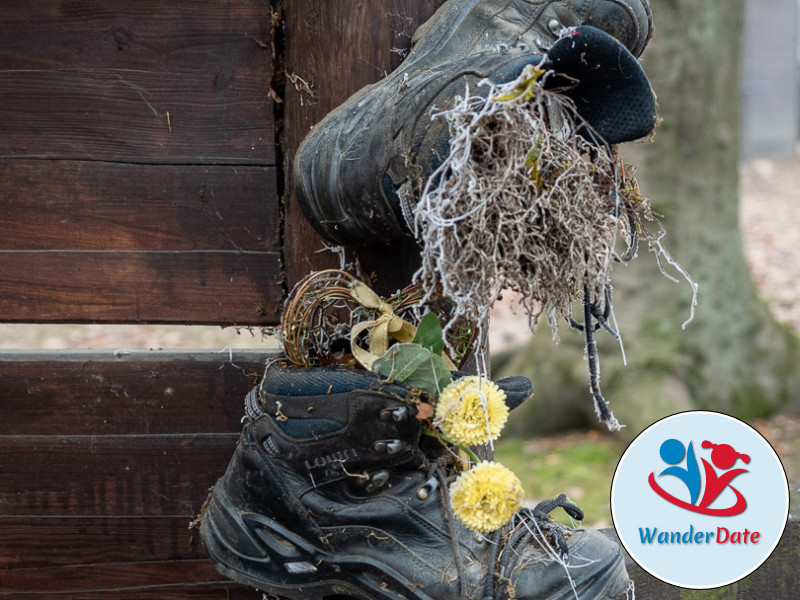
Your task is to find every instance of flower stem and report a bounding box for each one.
[423,429,481,465]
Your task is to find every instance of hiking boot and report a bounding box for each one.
[200,363,629,599]
[293,0,655,246]
[293,23,657,245]
[409,0,653,63]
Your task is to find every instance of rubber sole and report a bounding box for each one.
[200,485,436,600]
[200,484,629,600]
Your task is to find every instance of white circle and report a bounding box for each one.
[611,411,789,589]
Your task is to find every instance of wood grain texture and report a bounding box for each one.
[0,351,268,436]
[0,351,270,598]
[0,0,284,325]
[0,2,280,597]
[282,0,444,292]
[0,251,282,324]
[0,434,238,516]
[0,561,258,598]
[1,586,259,600]
[0,161,278,252]
[0,515,209,569]
[0,1,274,165]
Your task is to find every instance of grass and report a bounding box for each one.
[493,431,625,528]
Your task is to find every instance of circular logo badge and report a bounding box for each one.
[611,411,789,589]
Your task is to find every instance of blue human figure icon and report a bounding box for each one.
[658,439,701,505]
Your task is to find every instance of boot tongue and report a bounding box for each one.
[544,25,657,145]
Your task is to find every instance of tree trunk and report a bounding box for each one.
[496,0,800,438]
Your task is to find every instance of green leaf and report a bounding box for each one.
[373,343,452,399]
[412,312,444,356]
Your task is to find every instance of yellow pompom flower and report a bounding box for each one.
[450,461,523,533]
[435,376,509,446]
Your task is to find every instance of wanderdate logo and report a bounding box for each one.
[611,412,788,589]
[648,438,750,516]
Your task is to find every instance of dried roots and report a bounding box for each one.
[414,65,651,336]
[411,65,696,429]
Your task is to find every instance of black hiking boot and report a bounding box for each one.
[200,363,629,600]
[293,0,657,246]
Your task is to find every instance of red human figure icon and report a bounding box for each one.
[698,441,750,512]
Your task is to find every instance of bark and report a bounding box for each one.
[496,0,800,437]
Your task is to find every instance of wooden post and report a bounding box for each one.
[282,0,445,295]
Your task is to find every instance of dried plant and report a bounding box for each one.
[412,65,696,428]
[414,66,647,332]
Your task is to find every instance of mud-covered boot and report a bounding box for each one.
[293,17,656,246]
[200,363,629,599]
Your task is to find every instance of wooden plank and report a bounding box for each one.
[0,351,273,597]
[0,1,274,164]
[0,70,274,164]
[0,560,224,593]
[0,434,239,516]
[0,251,282,324]
[1,581,259,600]
[0,586,260,600]
[0,161,278,252]
[0,1,271,72]
[282,0,443,293]
[0,351,269,436]
[0,561,260,598]
[0,516,205,569]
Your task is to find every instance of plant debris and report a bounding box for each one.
[412,65,696,428]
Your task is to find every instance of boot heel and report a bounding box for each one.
[200,485,273,577]
[201,485,338,595]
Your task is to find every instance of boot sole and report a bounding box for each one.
[200,484,437,600]
[201,484,629,600]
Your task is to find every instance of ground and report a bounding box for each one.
[1,154,798,525]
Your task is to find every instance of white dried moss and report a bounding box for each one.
[413,65,648,337]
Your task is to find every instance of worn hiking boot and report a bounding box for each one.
[408,0,653,63]
[200,363,629,599]
[293,0,655,246]
[293,22,657,245]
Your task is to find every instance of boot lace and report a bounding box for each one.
[489,493,585,600]
[423,454,583,600]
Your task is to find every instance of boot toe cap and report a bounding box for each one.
[508,528,629,599]
[584,0,654,57]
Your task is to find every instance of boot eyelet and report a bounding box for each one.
[358,469,390,494]
[371,469,390,487]
[379,406,409,422]
[373,439,403,454]
[417,476,439,500]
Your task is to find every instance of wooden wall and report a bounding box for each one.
[0,1,443,597]
[0,351,267,599]
[0,1,282,326]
